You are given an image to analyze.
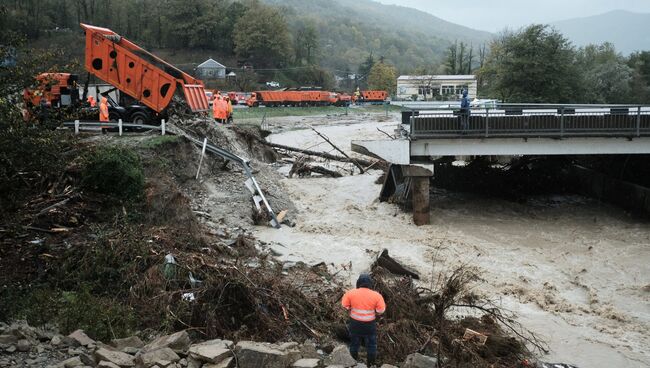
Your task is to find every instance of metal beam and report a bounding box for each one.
[411,137,650,156]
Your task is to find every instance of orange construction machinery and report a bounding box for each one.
[80,23,208,120]
[23,73,80,108]
[246,89,355,107]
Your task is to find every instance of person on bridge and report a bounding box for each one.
[99,96,109,122]
[460,89,471,131]
[341,273,386,366]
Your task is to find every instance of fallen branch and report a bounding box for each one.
[289,159,343,178]
[310,127,365,173]
[34,193,79,218]
[377,127,396,139]
[233,126,376,166]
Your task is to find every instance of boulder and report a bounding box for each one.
[402,353,438,368]
[16,339,31,352]
[187,340,232,364]
[379,365,398,368]
[234,341,290,368]
[94,347,136,367]
[61,356,84,368]
[136,347,180,368]
[326,346,356,367]
[51,335,63,346]
[68,330,95,347]
[185,357,201,368]
[202,357,234,368]
[6,321,38,341]
[98,362,122,368]
[0,335,18,344]
[112,336,144,351]
[142,331,190,354]
[292,358,321,368]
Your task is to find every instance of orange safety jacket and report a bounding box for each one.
[341,287,386,322]
[99,98,109,122]
[87,96,96,107]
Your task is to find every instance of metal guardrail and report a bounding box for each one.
[408,105,650,139]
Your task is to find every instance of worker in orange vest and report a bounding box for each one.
[213,95,225,124]
[87,95,96,107]
[99,96,109,122]
[341,274,386,366]
[225,96,233,124]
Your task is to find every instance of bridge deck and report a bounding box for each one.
[409,106,650,139]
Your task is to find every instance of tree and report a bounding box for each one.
[577,43,633,103]
[233,2,292,68]
[479,25,580,103]
[445,41,458,74]
[294,21,319,65]
[368,61,397,95]
[628,51,650,103]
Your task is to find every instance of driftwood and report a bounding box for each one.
[310,127,365,174]
[375,249,420,279]
[233,127,376,167]
[289,158,343,178]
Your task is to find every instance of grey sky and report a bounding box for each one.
[374,0,650,32]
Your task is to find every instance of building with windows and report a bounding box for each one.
[396,75,478,101]
[196,58,227,79]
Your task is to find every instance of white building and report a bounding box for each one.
[196,58,227,79]
[397,75,478,101]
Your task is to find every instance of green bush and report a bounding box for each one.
[82,146,144,199]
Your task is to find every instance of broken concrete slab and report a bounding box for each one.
[141,331,190,354]
[61,356,83,368]
[202,357,234,368]
[98,362,122,368]
[111,336,144,350]
[234,341,290,368]
[402,353,438,368]
[68,330,95,347]
[136,347,180,367]
[325,345,356,367]
[292,358,321,367]
[94,347,135,367]
[187,342,231,364]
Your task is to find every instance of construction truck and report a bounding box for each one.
[24,24,209,125]
[80,23,209,123]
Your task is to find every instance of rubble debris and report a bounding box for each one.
[188,339,233,363]
[135,347,180,367]
[374,249,420,279]
[402,353,438,368]
[463,328,488,345]
[94,347,135,367]
[234,341,291,368]
[141,331,191,354]
[111,336,145,351]
[68,329,95,347]
[326,345,357,367]
[292,358,321,368]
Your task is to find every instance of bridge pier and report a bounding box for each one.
[379,164,433,226]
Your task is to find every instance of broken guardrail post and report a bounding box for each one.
[74,120,79,135]
[118,119,123,136]
[161,119,166,136]
[195,138,208,180]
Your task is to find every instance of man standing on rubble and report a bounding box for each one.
[341,273,386,367]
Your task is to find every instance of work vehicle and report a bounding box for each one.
[80,23,208,123]
[246,88,362,107]
[357,90,389,104]
[23,73,80,108]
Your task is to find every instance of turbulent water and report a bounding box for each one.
[252,113,650,367]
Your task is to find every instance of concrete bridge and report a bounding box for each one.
[352,104,650,225]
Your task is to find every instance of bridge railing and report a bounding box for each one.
[409,105,650,139]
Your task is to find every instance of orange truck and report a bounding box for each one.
[80,23,208,123]
[246,89,346,107]
[23,73,80,108]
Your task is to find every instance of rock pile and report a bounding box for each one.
[0,321,437,368]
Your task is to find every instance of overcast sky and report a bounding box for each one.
[374,0,650,32]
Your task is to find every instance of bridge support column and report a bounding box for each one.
[403,165,433,226]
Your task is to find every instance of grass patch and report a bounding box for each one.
[141,135,181,150]
[82,146,145,200]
